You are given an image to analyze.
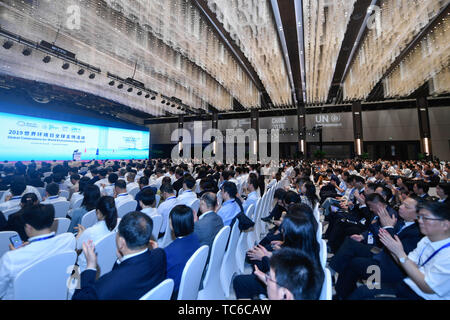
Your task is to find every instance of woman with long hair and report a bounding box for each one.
[68,184,101,233]
[300,181,319,210]
[233,203,323,300]
[76,196,118,271]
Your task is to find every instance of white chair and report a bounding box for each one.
[320,239,327,269]
[220,221,240,298]
[52,218,71,235]
[59,190,70,200]
[3,207,21,220]
[80,209,97,229]
[95,232,117,277]
[247,199,262,249]
[190,199,200,215]
[140,279,174,300]
[52,201,70,218]
[313,202,320,224]
[235,204,255,274]
[150,214,162,241]
[37,187,47,199]
[71,197,84,209]
[319,268,332,300]
[198,226,231,300]
[117,200,138,218]
[0,231,19,257]
[128,187,140,199]
[177,245,209,300]
[13,251,77,300]
[158,219,174,248]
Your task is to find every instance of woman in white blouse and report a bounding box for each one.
[75,196,118,271]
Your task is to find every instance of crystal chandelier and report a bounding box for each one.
[303,0,356,104]
[429,65,450,95]
[383,16,449,98]
[206,0,292,107]
[343,0,447,101]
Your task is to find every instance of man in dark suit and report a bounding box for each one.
[172,168,184,196]
[194,192,224,250]
[72,211,166,300]
[134,176,157,211]
[330,195,422,299]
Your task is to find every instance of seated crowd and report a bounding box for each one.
[0,158,448,300]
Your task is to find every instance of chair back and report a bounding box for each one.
[0,231,19,257]
[190,199,200,215]
[13,251,77,300]
[128,187,140,199]
[177,245,209,300]
[140,279,174,300]
[52,218,71,235]
[198,226,230,300]
[3,207,21,220]
[52,201,70,218]
[319,268,332,300]
[81,209,97,229]
[95,232,117,277]
[150,214,163,241]
[36,187,46,199]
[59,190,70,200]
[220,221,240,297]
[71,197,84,209]
[117,200,138,218]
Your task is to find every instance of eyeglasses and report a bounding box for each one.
[416,215,444,222]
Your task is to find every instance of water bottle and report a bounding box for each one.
[367,232,374,245]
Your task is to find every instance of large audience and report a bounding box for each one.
[0,158,449,300]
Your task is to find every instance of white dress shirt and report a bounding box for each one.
[115,193,135,207]
[141,207,159,218]
[177,190,197,206]
[157,196,179,233]
[242,191,260,214]
[0,196,22,212]
[42,195,67,205]
[76,220,113,271]
[404,236,450,300]
[0,185,42,204]
[94,178,109,188]
[126,182,140,193]
[0,232,76,300]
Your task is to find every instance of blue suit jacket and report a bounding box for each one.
[164,233,200,293]
[373,221,422,282]
[72,248,166,300]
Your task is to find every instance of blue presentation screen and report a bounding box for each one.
[0,111,149,161]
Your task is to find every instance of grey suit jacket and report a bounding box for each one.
[194,211,224,249]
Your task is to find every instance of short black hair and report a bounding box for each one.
[46,183,59,196]
[248,176,259,190]
[414,180,429,193]
[70,174,80,182]
[270,248,323,300]
[118,211,153,250]
[160,182,174,194]
[419,201,450,221]
[183,175,196,189]
[10,181,27,196]
[114,179,127,190]
[140,188,156,206]
[274,188,287,200]
[169,205,194,238]
[284,191,301,206]
[438,183,450,196]
[365,192,387,205]
[139,176,149,186]
[22,204,55,230]
[108,173,119,184]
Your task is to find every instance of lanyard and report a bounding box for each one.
[29,234,55,243]
[117,194,129,197]
[166,196,176,201]
[419,242,450,267]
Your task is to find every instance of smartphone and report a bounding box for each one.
[9,234,23,249]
